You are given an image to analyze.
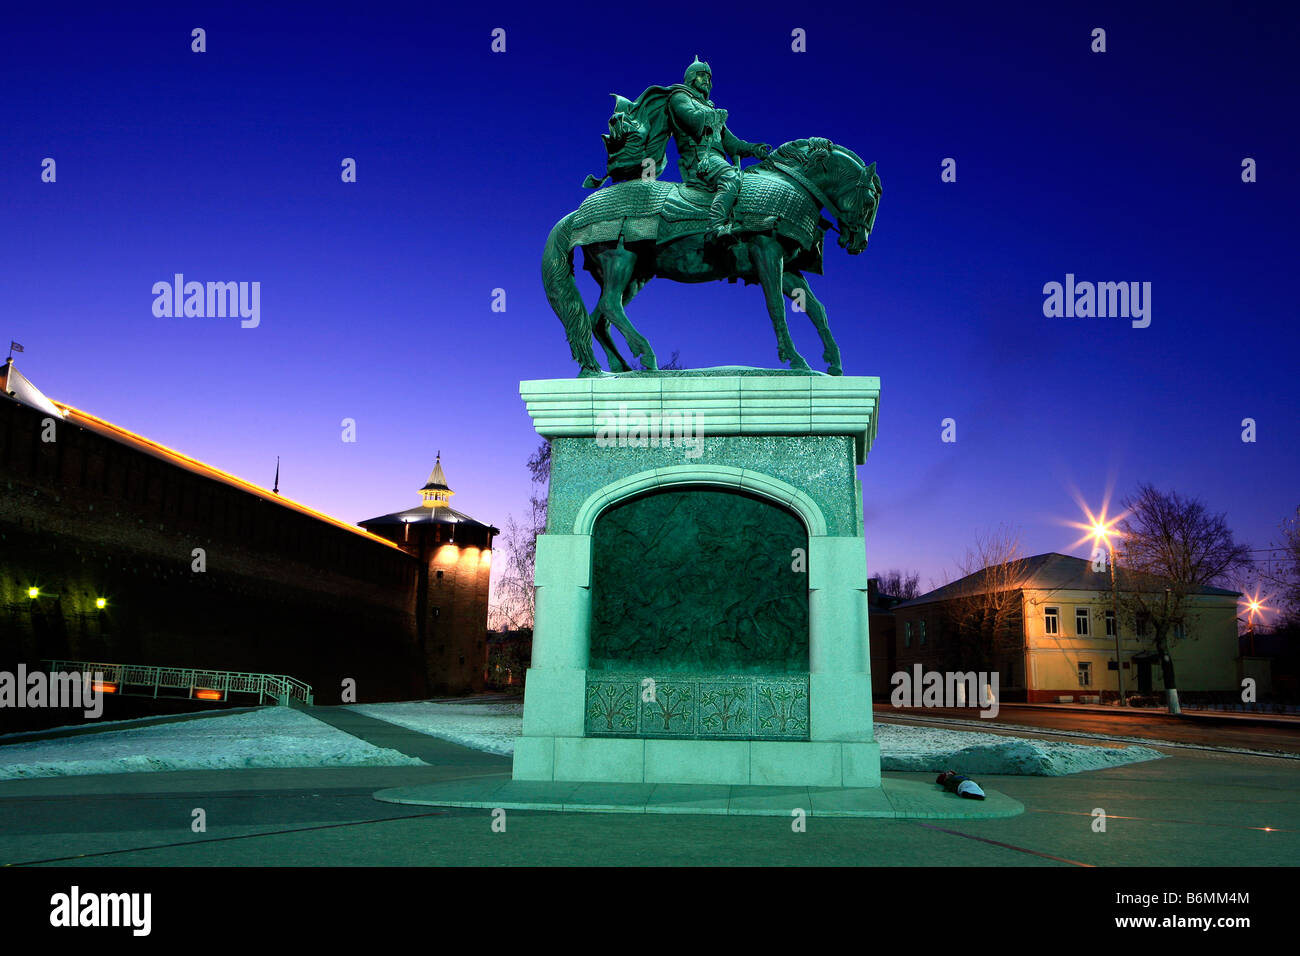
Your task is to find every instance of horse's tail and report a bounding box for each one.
[542,212,598,372]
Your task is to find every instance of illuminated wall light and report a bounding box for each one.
[96,597,108,609]
[194,689,222,701]
[27,587,40,599]
[92,681,118,694]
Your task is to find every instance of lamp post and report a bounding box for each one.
[1246,599,1261,656]
[1093,522,1125,707]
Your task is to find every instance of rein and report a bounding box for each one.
[768,159,842,223]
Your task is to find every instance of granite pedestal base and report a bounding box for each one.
[516,370,882,789]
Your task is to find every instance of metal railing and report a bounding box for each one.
[41,660,314,706]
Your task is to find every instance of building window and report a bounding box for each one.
[1077,661,1092,687]
[919,621,927,645]
[904,622,912,647]
[1105,610,1116,637]
[1076,607,1090,637]
[1136,614,1149,637]
[1044,607,1059,635]
[1174,622,1186,640]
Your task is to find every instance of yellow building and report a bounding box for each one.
[893,553,1242,703]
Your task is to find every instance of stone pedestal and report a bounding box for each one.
[513,369,881,788]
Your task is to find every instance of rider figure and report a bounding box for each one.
[667,58,771,237]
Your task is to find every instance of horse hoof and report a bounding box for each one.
[789,357,811,371]
[828,365,843,376]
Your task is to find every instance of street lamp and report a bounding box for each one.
[1090,518,1125,707]
[1241,592,1269,657]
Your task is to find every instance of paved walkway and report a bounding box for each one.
[0,706,1296,866]
[305,705,505,769]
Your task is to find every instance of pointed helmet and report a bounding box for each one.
[683,56,712,85]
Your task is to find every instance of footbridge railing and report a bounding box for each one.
[40,660,314,706]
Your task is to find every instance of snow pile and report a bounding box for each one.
[347,700,522,756]
[0,708,424,779]
[875,723,1164,775]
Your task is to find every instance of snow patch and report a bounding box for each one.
[875,723,1163,775]
[0,708,424,779]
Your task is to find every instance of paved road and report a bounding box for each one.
[1,715,1296,867]
[877,705,1300,755]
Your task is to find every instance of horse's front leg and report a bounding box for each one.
[749,235,809,371]
[782,272,841,375]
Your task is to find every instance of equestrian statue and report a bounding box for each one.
[543,57,881,376]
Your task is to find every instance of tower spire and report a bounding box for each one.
[420,452,454,509]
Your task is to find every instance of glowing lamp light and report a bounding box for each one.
[27,587,40,599]
[95,597,108,609]
[194,689,222,701]
[92,681,118,694]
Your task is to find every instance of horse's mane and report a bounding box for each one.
[756,138,872,193]
[756,138,834,172]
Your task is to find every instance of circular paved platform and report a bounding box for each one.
[374,774,1024,819]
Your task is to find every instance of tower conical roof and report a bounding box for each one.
[421,452,451,492]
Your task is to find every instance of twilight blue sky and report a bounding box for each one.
[3,2,1297,608]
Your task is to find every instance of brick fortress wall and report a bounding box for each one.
[0,396,435,710]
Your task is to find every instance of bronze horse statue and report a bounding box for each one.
[542,138,880,375]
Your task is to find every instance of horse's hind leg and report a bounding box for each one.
[596,243,657,371]
[783,272,841,375]
[592,314,632,372]
[750,235,809,371]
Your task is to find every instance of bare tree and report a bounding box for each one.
[636,349,683,371]
[876,568,922,600]
[490,354,682,626]
[488,440,551,631]
[942,526,1030,671]
[1115,483,1253,715]
[1264,506,1300,624]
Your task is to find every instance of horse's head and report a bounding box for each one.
[826,148,880,256]
[763,139,881,255]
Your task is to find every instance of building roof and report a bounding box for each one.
[2,360,403,551]
[896,552,1240,609]
[361,454,497,535]
[359,503,498,535]
[1,358,64,419]
[421,455,451,492]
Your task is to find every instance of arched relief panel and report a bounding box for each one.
[587,482,812,675]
